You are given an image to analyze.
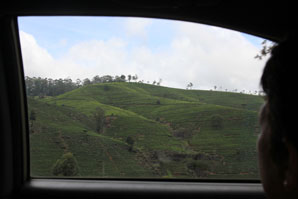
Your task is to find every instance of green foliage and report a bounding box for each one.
[94,107,105,133]
[25,76,78,97]
[128,75,132,82]
[29,110,36,121]
[126,136,135,152]
[29,109,37,133]
[186,82,193,89]
[210,114,224,129]
[28,81,263,179]
[173,127,193,139]
[187,160,209,177]
[83,78,91,86]
[126,136,134,145]
[52,152,79,176]
[103,85,110,91]
[187,160,209,171]
[120,75,126,81]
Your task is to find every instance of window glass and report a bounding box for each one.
[18,16,268,179]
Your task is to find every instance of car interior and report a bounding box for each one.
[0,0,294,198]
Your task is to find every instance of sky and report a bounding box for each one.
[18,16,269,92]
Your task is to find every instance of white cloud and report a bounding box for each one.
[20,31,129,80]
[20,31,80,79]
[19,20,267,93]
[162,22,267,92]
[64,38,129,77]
[20,31,56,78]
[124,18,152,39]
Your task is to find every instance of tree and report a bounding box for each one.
[187,160,209,177]
[76,78,82,88]
[126,136,135,152]
[114,75,120,82]
[157,78,162,86]
[210,114,223,129]
[120,75,126,82]
[30,109,36,121]
[187,82,193,89]
[255,40,277,60]
[25,76,80,97]
[29,110,36,133]
[128,74,132,82]
[115,75,126,82]
[52,152,79,176]
[92,75,101,83]
[100,75,113,83]
[25,76,34,96]
[83,78,91,86]
[94,107,105,133]
[132,74,138,82]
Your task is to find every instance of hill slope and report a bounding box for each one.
[29,82,263,179]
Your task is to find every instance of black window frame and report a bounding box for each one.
[1,1,292,198]
[0,15,264,199]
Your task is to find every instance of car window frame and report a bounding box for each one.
[0,14,269,199]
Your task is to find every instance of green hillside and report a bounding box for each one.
[28,82,264,179]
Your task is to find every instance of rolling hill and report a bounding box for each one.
[28,82,264,179]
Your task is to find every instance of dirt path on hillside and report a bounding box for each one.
[57,130,69,153]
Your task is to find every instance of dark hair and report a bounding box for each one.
[261,34,298,164]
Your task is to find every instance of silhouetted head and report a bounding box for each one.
[258,33,298,199]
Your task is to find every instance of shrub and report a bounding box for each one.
[210,114,223,129]
[187,160,209,177]
[103,85,110,91]
[29,110,36,121]
[126,136,135,152]
[94,107,105,133]
[52,152,79,176]
[29,109,36,133]
[187,160,209,171]
[173,128,189,138]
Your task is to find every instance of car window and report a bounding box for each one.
[18,16,268,179]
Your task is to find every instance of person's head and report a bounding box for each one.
[258,34,298,199]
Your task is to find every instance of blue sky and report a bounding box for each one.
[18,17,262,57]
[18,16,267,92]
[19,17,177,58]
